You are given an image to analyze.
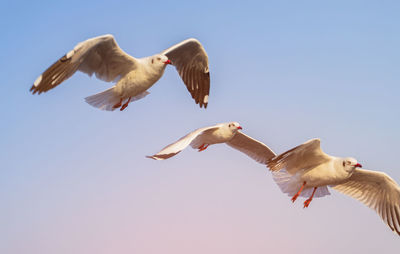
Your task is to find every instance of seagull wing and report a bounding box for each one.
[267,138,331,174]
[162,38,210,108]
[147,125,219,160]
[227,132,276,164]
[31,34,137,94]
[332,168,400,235]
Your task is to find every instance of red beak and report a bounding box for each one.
[237,126,243,130]
[164,59,171,64]
[354,163,362,168]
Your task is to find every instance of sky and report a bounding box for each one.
[1,0,400,253]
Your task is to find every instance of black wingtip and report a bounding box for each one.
[30,85,38,94]
[198,101,208,109]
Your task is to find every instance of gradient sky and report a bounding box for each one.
[1,0,400,253]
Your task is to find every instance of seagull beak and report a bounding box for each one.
[354,163,362,168]
[164,59,171,65]
[237,126,243,130]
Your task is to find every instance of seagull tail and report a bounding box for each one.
[271,170,331,198]
[84,86,121,111]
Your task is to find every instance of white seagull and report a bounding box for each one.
[30,34,210,111]
[267,138,400,235]
[147,122,275,164]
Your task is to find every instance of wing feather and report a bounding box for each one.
[332,169,400,235]
[31,34,137,94]
[147,125,219,160]
[267,138,331,174]
[162,38,210,108]
[226,132,276,164]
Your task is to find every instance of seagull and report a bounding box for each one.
[30,34,210,111]
[267,138,400,235]
[147,122,276,164]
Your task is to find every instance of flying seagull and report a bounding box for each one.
[30,34,210,111]
[147,122,276,164]
[267,138,400,235]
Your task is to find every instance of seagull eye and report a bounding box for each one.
[228,124,231,127]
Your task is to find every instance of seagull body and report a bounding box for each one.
[147,122,276,164]
[113,57,165,97]
[268,138,400,235]
[297,158,352,187]
[31,34,210,111]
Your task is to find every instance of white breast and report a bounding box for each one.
[115,59,166,97]
[202,127,235,145]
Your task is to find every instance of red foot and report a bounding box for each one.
[198,144,209,152]
[113,98,123,109]
[291,181,306,203]
[120,97,131,111]
[303,187,317,208]
[303,199,312,208]
[291,193,300,203]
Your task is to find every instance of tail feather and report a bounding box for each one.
[85,88,150,111]
[85,86,120,111]
[272,170,330,198]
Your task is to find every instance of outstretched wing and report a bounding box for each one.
[30,34,137,94]
[147,125,219,160]
[162,38,210,108]
[226,132,276,164]
[332,168,400,235]
[267,138,331,174]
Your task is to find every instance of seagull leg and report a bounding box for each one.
[291,181,306,203]
[198,144,209,152]
[303,187,317,208]
[120,97,132,111]
[112,98,123,109]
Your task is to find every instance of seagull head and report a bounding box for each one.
[342,157,362,172]
[227,122,242,133]
[150,55,171,68]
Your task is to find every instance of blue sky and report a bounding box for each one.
[1,0,400,253]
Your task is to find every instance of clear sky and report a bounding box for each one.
[1,0,400,253]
